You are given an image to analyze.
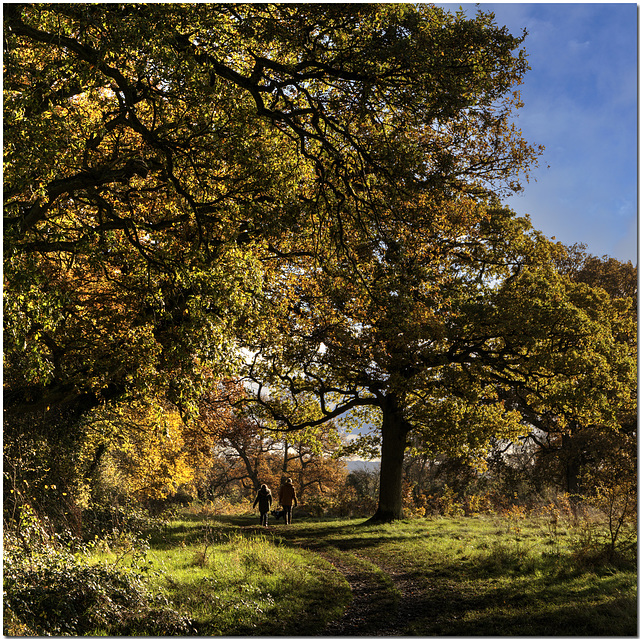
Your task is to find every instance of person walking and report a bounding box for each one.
[253,484,272,527]
[278,478,298,525]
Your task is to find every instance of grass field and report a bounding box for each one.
[87,511,637,636]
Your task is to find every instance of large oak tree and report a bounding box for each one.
[240,200,636,521]
[5,4,536,415]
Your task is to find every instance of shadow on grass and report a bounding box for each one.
[147,514,387,551]
[385,550,637,636]
[408,588,637,636]
[275,519,637,637]
[145,521,232,550]
[263,516,444,550]
[146,513,637,636]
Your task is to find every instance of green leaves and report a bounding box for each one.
[5,4,633,524]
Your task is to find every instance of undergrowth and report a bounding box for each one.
[3,510,191,636]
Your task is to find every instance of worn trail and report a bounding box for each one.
[320,551,396,636]
[283,533,423,636]
[321,552,429,636]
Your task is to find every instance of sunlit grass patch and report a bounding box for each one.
[101,525,350,635]
[82,517,351,635]
[80,512,635,636]
[278,513,636,636]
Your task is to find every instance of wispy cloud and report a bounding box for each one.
[441,3,637,262]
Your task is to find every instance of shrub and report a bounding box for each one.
[423,484,465,517]
[578,429,637,560]
[80,501,162,541]
[3,510,191,636]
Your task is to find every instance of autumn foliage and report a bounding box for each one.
[3,4,636,534]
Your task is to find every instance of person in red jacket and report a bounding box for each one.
[278,478,298,524]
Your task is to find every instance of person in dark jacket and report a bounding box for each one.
[278,478,298,525]
[253,484,272,527]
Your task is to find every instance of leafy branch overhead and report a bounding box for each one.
[5,3,538,255]
[4,4,635,524]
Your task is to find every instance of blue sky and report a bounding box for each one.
[442,3,637,264]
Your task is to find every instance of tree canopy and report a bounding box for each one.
[239,201,636,520]
[5,4,633,524]
[4,4,539,418]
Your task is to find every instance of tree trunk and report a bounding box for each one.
[282,438,289,475]
[562,431,581,494]
[236,445,261,491]
[367,396,409,523]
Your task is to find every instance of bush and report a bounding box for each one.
[578,429,637,560]
[3,510,192,636]
[80,501,163,541]
[5,550,143,635]
[423,484,466,517]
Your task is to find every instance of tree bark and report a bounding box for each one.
[367,395,410,523]
[562,432,581,495]
[235,444,261,491]
[282,438,289,475]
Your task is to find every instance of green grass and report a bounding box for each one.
[84,513,637,636]
[273,515,636,635]
[152,533,347,635]
[89,518,351,635]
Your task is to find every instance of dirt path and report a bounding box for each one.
[320,552,395,636]
[275,526,429,636]
[313,550,424,636]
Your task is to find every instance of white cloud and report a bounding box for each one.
[439,3,636,262]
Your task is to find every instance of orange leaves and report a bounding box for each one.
[96,403,194,500]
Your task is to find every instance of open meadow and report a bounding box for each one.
[8,507,633,637]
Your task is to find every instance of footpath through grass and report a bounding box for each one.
[275,515,637,636]
[88,512,636,636]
